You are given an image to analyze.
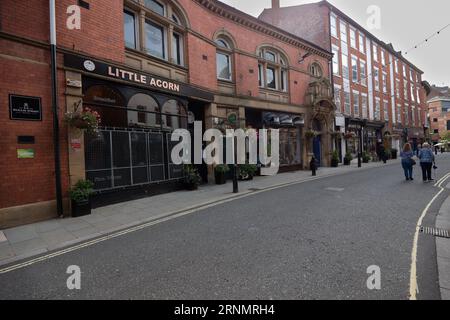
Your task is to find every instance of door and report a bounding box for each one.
[313,135,322,167]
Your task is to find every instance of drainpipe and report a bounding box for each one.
[50,0,64,218]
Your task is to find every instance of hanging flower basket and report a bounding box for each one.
[344,132,356,140]
[305,130,318,139]
[65,106,101,135]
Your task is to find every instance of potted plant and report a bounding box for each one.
[343,152,353,166]
[214,164,229,185]
[64,106,101,134]
[183,165,201,190]
[69,180,94,217]
[391,148,398,159]
[362,151,371,163]
[331,150,339,167]
[238,164,258,181]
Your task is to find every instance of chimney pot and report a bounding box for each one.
[272,0,280,9]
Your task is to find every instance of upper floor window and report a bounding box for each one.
[258,48,289,92]
[381,50,386,66]
[372,43,378,61]
[330,14,337,38]
[145,0,165,16]
[350,28,356,48]
[394,59,399,73]
[359,33,365,53]
[311,63,323,78]
[332,45,340,75]
[124,1,187,67]
[340,21,347,42]
[124,10,137,50]
[215,37,233,81]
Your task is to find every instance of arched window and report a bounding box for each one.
[162,100,187,130]
[84,85,127,128]
[124,0,188,66]
[215,37,233,81]
[258,47,289,92]
[311,63,323,78]
[127,93,160,128]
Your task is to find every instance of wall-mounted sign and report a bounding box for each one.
[70,138,82,150]
[66,79,82,88]
[9,95,42,121]
[64,53,214,102]
[17,149,35,159]
[227,113,238,125]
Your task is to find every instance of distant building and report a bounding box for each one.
[260,0,428,158]
[425,84,450,142]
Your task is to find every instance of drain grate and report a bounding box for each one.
[420,226,450,239]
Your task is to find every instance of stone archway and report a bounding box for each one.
[306,100,335,167]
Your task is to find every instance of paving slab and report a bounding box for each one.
[11,238,47,256]
[60,219,93,232]
[0,231,7,243]
[0,242,14,261]
[441,288,450,300]
[4,225,38,244]
[40,229,77,247]
[33,220,62,233]
[436,238,450,259]
[70,227,101,239]
[437,256,450,291]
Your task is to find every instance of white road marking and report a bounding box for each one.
[409,171,450,300]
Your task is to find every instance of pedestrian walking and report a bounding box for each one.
[400,143,415,181]
[418,142,435,183]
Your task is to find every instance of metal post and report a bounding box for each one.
[50,0,64,217]
[232,136,239,193]
[358,127,362,168]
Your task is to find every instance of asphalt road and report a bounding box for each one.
[1,154,450,300]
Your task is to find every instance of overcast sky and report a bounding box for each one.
[221,0,450,87]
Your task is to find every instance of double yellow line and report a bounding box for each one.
[409,171,450,300]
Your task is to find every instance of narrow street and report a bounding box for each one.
[1,154,449,300]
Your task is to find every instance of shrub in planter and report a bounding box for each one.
[214,164,229,185]
[331,150,339,167]
[362,151,371,163]
[184,165,201,190]
[343,152,353,166]
[69,180,94,217]
[239,164,258,181]
[391,148,398,159]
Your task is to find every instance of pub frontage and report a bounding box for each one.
[64,53,214,207]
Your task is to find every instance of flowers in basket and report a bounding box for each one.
[65,106,101,134]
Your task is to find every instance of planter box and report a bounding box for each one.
[344,159,351,166]
[184,183,199,191]
[331,160,339,167]
[214,172,227,185]
[71,199,92,217]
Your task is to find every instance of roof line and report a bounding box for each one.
[198,0,332,57]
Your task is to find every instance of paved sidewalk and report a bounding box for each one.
[0,159,397,267]
[436,195,450,300]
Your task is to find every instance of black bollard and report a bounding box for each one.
[310,156,317,176]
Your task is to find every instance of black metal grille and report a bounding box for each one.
[420,226,450,239]
[85,129,181,191]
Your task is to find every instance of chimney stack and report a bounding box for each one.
[272,0,280,9]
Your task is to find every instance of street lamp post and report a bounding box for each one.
[357,120,367,168]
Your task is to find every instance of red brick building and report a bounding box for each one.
[0,0,334,227]
[260,0,429,160]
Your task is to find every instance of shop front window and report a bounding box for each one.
[162,100,187,130]
[127,93,161,128]
[279,127,302,167]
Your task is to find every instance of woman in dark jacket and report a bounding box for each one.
[419,143,435,182]
[400,143,415,181]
